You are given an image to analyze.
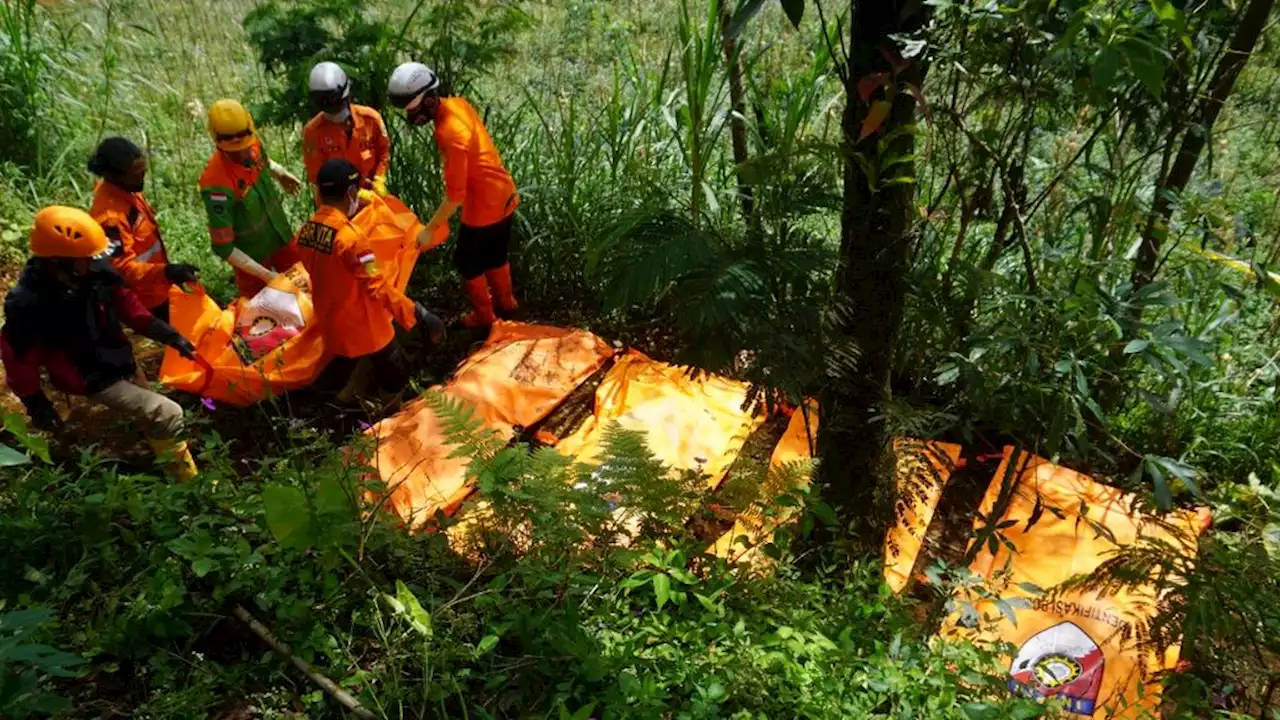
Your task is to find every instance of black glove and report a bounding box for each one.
[172,336,197,361]
[415,303,446,346]
[146,318,197,360]
[20,393,61,433]
[164,263,200,286]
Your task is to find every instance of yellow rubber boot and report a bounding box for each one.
[148,438,199,482]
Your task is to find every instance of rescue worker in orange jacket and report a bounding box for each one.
[88,137,200,324]
[1,206,199,481]
[387,62,520,328]
[303,62,391,202]
[199,99,303,299]
[294,159,446,402]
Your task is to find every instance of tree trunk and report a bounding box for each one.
[817,0,930,551]
[719,2,755,226]
[1131,0,1274,290]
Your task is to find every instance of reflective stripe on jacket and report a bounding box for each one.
[90,181,170,310]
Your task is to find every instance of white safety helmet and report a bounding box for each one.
[387,62,440,110]
[309,61,350,114]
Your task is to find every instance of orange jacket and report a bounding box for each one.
[434,97,519,228]
[293,205,417,358]
[302,104,391,186]
[89,181,170,310]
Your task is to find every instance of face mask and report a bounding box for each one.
[407,105,432,126]
[348,194,361,217]
[324,106,351,123]
[405,94,435,127]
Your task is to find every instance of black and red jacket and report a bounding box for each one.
[2,259,164,400]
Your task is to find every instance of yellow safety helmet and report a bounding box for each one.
[29,206,109,259]
[207,98,257,152]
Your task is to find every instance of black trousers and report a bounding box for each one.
[453,214,514,280]
[329,336,409,394]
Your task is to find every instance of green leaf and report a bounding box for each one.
[390,580,432,638]
[1123,38,1168,99]
[725,0,769,39]
[695,593,719,613]
[1263,523,1280,560]
[779,0,804,28]
[962,703,1000,720]
[261,485,313,550]
[993,598,1019,627]
[1091,47,1120,93]
[475,634,499,657]
[1124,339,1151,354]
[191,557,213,578]
[0,443,29,467]
[653,573,671,610]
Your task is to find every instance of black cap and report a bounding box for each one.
[316,158,361,195]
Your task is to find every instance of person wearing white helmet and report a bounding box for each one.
[302,61,392,202]
[387,62,520,328]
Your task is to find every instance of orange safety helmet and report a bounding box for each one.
[207,99,257,152]
[29,206,110,259]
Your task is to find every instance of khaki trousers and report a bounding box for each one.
[89,380,185,440]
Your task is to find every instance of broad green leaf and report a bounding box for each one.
[1145,459,1172,510]
[393,580,432,638]
[1123,39,1167,99]
[725,0,769,40]
[1124,339,1151,354]
[1091,47,1120,93]
[261,485,313,550]
[0,443,29,467]
[475,634,499,657]
[993,598,1019,627]
[1263,523,1280,560]
[653,573,671,610]
[779,0,804,28]
[191,557,213,578]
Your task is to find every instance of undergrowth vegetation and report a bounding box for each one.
[0,0,1278,716]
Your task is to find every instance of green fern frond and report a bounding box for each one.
[587,208,723,312]
[423,391,508,465]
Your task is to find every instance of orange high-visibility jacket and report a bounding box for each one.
[302,104,391,186]
[293,205,417,358]
[89,181,170,310]
[434,97,519,228]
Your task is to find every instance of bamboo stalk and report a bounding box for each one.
[231,604,376,720]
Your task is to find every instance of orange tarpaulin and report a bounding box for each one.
[707,402,817,565]
[159,195,424,405]
[554,350,764,489]
[367,322,613,529]
[884,439,962,594]
[705,400,960,590]
[158,264,326,405]
[941,448,1210,718]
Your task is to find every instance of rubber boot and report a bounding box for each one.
[148,438,198,482]
[460,276,497,328]
[336,357,374,405]
[485,263,519,314]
